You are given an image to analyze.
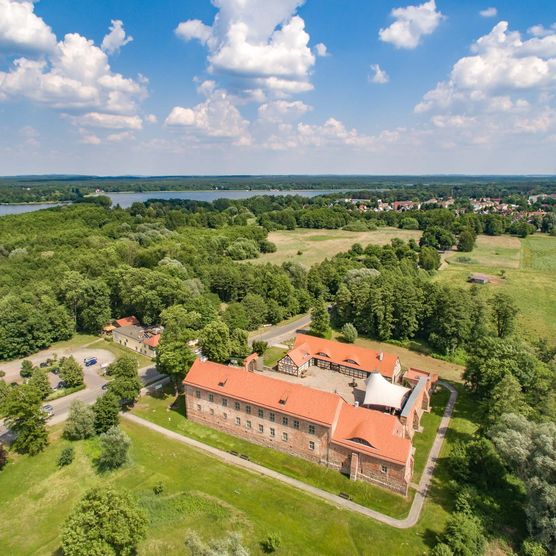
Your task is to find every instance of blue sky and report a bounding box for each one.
[1,0,556,175]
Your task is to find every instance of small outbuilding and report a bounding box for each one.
[468,273,490,284]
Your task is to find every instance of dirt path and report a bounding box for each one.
[123,381,457,529]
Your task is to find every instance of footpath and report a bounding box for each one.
[123,381,458,529]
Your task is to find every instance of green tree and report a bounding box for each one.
[341,323,358,343]
[107,356,138,380]
[199,320,231,363]
[60,356,84,388]
[58,446,74,467]
[28,368,52,400]
[20,359,34,378]
[110,374,143,407]
[0,379,9,415]
[93,392,120,434]
[0,444,7,470]
[490,292,518,338]
[98,426,131,470]
[441,511,486,556]
[457,229,476,252]
[63,400,96,440]
[252,340,268,356]
[484,373,530,426]
[419,226,455,251]
[230,328,251,360]
[62,487,146,556]
[156,338,196,392]
[3,384,48,455]
[419,246,441,270]
[310,298,330,337]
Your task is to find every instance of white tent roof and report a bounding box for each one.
[363,372,410,410]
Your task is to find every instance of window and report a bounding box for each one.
[270,428,275,438]
[282,432,288,442]
[209,408,214,415]
[195,390,201,399]
[196,404,201,411]
[293,420,300,430]
[308,425,315,435]
[282,417,288,426]
[246,420,252,429]
[223,412,227,420]
[208,394,214,402]
[258,424,264,433]
[258,409,264,418]
[309,441,315,450]
[380,465,388,474]
[222,398,228,407]
[235,417,241,425]
[234,402,240,410]
[269,412,275,422]
[245,405,251,414]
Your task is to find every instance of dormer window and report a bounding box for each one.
[218,378,228,387]
[344,358,359,365]
[317,352,330,358]
[348,437,374,448]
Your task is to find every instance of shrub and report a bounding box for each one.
[0,444,8,470]
[341,323,358,343]
[261,533,282,553]
[58,446,74,467]
[20,359,33,378]
[152,482,164,496]
[97,426,131,471]
[64,400,96,440]
[252,340,268,356]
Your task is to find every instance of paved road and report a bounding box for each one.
[123,381,458,529]
[249,313,312,346]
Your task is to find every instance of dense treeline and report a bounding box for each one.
[1,174,556,203]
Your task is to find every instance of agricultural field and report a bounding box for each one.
[255,227,422,267]
[437,234,556,344]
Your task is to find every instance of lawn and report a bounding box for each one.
[131,389,414,518]
[263,346,288,367]
[255,227,422,267]
[0,385,521,555]
[437,234,556,344]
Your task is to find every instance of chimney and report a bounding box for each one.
[378,352,384,361]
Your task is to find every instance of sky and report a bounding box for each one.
[1,0,556,175]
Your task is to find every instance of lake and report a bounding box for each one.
[0,189,340,216]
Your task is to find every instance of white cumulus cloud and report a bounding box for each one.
[175,0,316,96]
[479,7,498,18]
[315,42,328,57]
[379,0,443,49]
[101,19,133,55]
[0,0,57,54]
[369,64,389,84]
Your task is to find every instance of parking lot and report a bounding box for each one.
[0,347,116,388]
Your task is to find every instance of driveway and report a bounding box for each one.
[249,313,312,346]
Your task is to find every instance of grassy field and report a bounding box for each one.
[0,384,522,555]
[255,227,422,267]
[131,389,416,518]
[437,234,556,344]
[263,346,288,367]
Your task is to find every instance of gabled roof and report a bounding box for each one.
[115,315,140,327]
[404,368,438,386]
[113,324,144,342]
[363,372,410,410]
[288,334,399,379]
[184,359,343,426]
[143,334,160,348]
[332,404,411,465]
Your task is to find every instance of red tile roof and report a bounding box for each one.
[115,315,140,327]
[404,368,438,386]
[185,359,342,426]
[184,359,411,464]
[288,334,399,379]
[143,334,160,348]
[332,404,412,465]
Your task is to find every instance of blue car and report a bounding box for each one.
[84,357,97,367]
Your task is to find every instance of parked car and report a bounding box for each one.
[42,404,54,418]
[56,381,66,390]
[39,361,49,368]
[84,357,97,367]
[50,367,60,375]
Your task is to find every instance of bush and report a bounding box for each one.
[20,359,33,378]
[341,323,358,343]
[153,482,164,495]
[97,426,131,471]
[0,444,8,470]
[93,392,120,434]
[252,340,268,356]
[399,217,419,230]
[58,446,74,467]
[64,400,96,440]
[522,539,548,556]
[261,533,282,553]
